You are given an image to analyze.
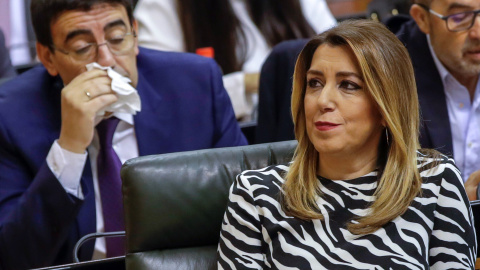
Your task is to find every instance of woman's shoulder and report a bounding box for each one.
[239,163,289,182]
[234,163,290,197]
[417,149,454,166]
[416,150,463,186]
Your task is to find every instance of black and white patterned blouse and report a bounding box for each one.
[217,153,477,269]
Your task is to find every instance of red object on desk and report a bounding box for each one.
[196,47,214,58]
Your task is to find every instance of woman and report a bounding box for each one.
[217,20,476,269]
[134,0,336,120]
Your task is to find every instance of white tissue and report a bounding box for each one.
[86,62,141,116]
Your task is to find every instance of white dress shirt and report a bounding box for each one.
[47,112,139,259]
[134,0,336,119]
[427,35,480,181]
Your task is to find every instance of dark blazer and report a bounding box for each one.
[0,47,247,269]
[392,18,453,155]
[0,29,16,79]
[255,39,308,144]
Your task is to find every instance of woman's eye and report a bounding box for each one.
[339,80,361,90]
[307,78,322,88]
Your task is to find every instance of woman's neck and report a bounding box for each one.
[318,150,379,181]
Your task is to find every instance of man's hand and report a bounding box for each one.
[464,170,480,201]
[57,69,118,153]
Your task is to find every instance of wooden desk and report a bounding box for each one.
[327,0,372,19]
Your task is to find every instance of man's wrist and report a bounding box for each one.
[57,137,87,154]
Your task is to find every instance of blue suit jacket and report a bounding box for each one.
[0,47,247,269]
[393,18,453,156]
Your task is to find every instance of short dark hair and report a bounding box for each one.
[31,0,134,50]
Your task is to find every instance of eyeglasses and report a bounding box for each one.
[53,31,137,61]
[417,4,480,32]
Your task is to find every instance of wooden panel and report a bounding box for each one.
[327,0,372,18]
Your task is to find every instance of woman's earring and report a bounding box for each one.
[385,128,390,146]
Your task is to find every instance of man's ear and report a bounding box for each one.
[36,42,59,76]
[132,19,139,56]
[410,4,431,34]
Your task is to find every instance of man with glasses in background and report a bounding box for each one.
[394,0,480,200]
[0,0,246,269]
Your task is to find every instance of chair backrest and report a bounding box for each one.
[121,141,298,270]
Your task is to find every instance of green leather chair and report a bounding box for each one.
[121,141,297,270]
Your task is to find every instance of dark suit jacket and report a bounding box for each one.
[255,39,308,144]
[0,29,16,79]
[392,18,453,155]
[0,47,247,269]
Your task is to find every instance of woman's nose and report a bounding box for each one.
[317,82,336,112]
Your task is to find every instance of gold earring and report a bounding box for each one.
[385,128,389,145]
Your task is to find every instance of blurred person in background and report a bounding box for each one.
[134,0,336,121]
[0,0,35,68]
[395,0,480,200]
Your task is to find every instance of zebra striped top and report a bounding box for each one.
[217,154,477,269]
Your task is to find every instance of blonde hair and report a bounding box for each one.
[283,19,422,235]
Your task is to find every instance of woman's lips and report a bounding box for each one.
[315,121,340,131]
